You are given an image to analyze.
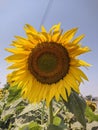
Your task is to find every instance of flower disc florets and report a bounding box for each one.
[28,42,70,84]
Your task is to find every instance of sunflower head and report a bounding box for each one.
[28,42,70,84]
[5,23,91,106]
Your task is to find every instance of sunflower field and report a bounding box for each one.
[0,84,98,130]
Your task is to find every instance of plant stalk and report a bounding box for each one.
[48,100,53,125]
[41,101,45,125]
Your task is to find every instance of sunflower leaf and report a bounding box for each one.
[19,121,42,130]
[47,124,67,130]
[63,91,86,128]
[53,116,62,126]
[47,116,67,130]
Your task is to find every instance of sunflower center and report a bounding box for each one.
[28,42,70,84]
[37,53,57,73]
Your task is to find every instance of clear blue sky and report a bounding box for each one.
[0,0,98,97]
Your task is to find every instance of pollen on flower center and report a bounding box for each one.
[28,42,70,84]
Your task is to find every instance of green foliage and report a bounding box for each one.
[0,108,2,115]
[3,83,10,90]
[0,114,14,129]
[85,106,98,122]
[0,120,4,127]
[15,105,25,114]
[0,84,98,130]
[63,91,86,128]
[53,116,62,126]
[52,116,67,130]
[7,85,21,104]
[3,114,14,122]
[19,121,42,130]
[47,124,64,130]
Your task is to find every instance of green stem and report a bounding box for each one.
[48,100,53,125]
[41,101,45,125]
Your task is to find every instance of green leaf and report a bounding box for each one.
[15,105,25,114]
[47,124,64,130]
[63,91,86,127]
[19,121,42,130]
[0,120,4,127]
[85,106,98,122]
[53,116,62,126]
[3,114,14,122]
[47,116,67,130]
[7,85,21,104]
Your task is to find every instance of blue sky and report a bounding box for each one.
[0,0,98,97]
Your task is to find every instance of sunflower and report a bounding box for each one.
[5,23,90,106]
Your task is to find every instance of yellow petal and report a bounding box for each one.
[66,74,79,90]
[46,85,56,106]
[78,60,91,67]
[7,63,26,69]
[5,48,30,55]
[41,32,51,42]
[24,24,37,33]
[70,59,91,67]
[55,87,60,101]
[41,25,46,32]
[60,87,67,101]
[42,84,50,101]
[5,54,28,62]
[71,67,88,81]
[37,86,46,102]
[69,67,84,83]
[72,34,85,44]
[49,23,61,34]
[76,67,88,81]
[60,28,78,43]
[71,46,91,57]
[51,31,61,42]
[63,80,71,96]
